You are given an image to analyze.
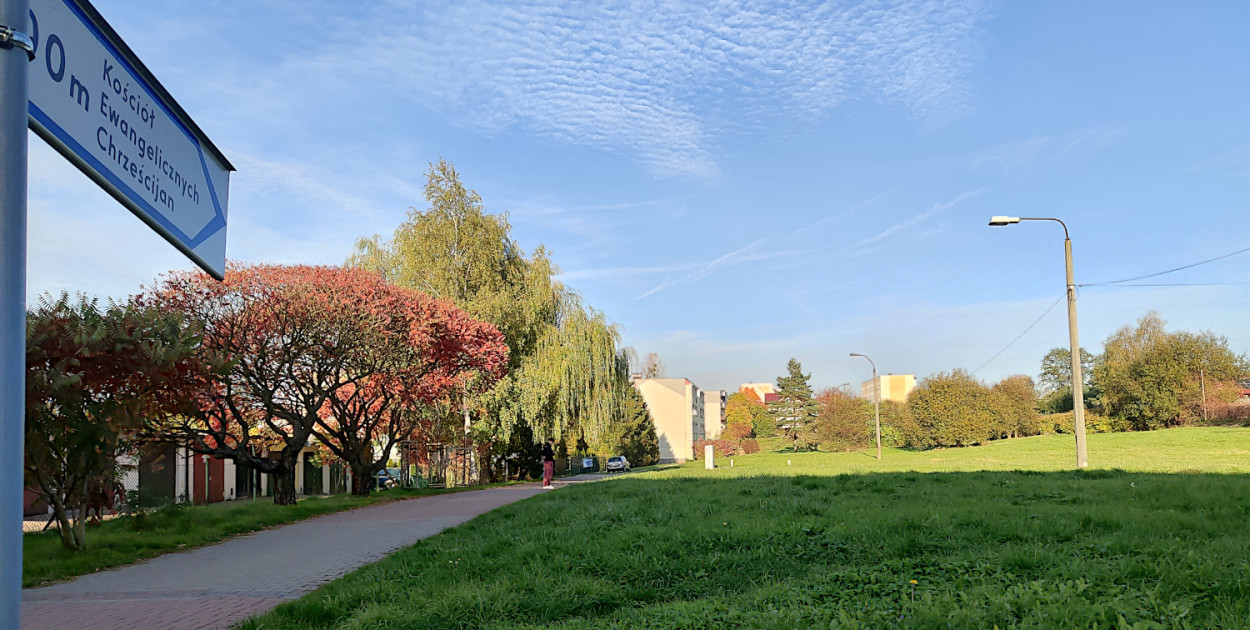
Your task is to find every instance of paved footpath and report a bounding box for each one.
[22,477,600,630]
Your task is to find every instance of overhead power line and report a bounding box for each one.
[1080,244,1250,287]
[971,244,1247,376]
[1083,281,1250,288]
[971,295,1064,376]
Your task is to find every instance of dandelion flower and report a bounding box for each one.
[910,579,918,585]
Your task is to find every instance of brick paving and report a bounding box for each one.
[21,478,596,629]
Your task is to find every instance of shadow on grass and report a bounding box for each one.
[242,469,1250,630]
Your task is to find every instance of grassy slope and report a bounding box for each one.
[243,428,1250,629]
[733,428,1250,475]
[23,486,491,587]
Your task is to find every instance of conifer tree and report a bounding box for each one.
[769,358,819,450]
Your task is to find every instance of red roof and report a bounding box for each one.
[763,393,779,403]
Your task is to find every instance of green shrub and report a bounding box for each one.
[1093,313,1245,430]
[1042,410,1126,434]
[878,400,916,448]
[907,370,1002,447]
[878,424,904,448]
[809,389,873,451]
[992,375,1043,437]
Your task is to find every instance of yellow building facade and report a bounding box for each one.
[631,377,705,463]
[859,374,916,402]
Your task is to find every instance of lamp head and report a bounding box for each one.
[849,353,863,358]
[988,216,1021,226]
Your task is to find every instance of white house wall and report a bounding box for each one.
[223,459,236,501]
[174,447,190,503]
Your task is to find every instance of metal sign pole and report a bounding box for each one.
[0,0,31,623]
[0,2,232,617]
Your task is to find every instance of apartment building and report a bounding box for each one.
[702,389,727,439]
[739,382,777,403]
[860,374,917,402]
[631,377,705,463]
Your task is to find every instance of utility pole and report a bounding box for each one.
[1063,235,1088,468]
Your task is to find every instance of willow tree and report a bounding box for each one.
[347,159,651,461]
[548,294,636,454]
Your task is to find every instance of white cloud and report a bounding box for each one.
[504,197,680,260]
[632,186,976,301]
[971,127,1128,176]
[1057,127,1129,158]
[636,237,767,299]
[856,188,983,247]
[785,182,911,239]
[634,237,814,300]
[558,263,696,282]
[303,0,987,176]
[229,152,379,218]
[1187,143,1250,177]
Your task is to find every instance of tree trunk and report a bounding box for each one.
[271,465,298,505]
[350,462,372,497]
[50,494,79,550]
[74,499,89,550]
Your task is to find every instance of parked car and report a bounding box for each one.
[375,468,399,490]
[606,456,630,473]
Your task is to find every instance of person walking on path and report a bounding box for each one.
[542,439,556,488]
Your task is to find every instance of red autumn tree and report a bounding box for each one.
[25,293,204,549]
[311,281,509,495]
[811,387,873,451]
[724,391,770,443]
[142,263,507,504]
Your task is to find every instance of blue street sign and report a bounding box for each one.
[27,0,231,278]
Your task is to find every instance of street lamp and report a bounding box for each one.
[849,353,882,460]
[988,216,1088,468]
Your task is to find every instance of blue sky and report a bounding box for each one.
[26,0,1250,393]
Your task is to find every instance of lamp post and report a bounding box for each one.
[849,353,882,460]
[988,216,1087,468]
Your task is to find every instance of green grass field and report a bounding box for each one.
[243,428,1250,629]
[23,485,490,587]
[725,428,1250,476]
